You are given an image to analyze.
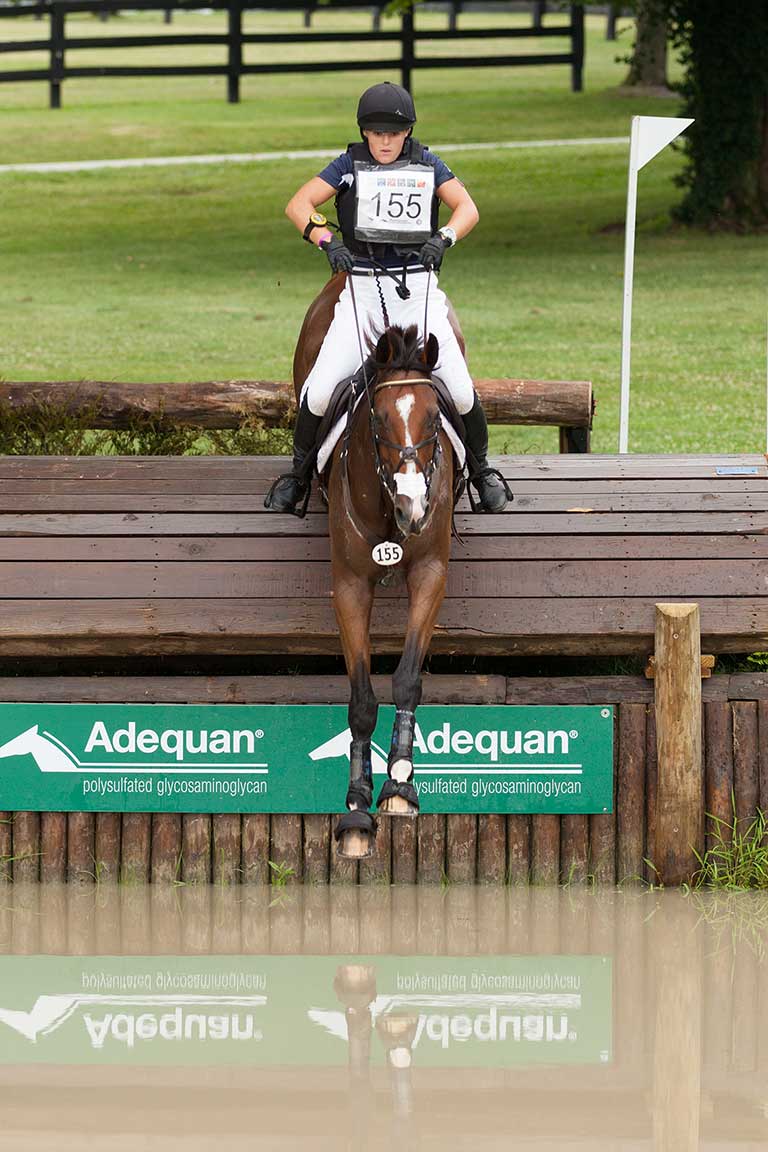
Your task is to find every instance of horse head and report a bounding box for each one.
[369,325,441,538]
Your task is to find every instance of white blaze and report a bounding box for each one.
[394,393,427,519]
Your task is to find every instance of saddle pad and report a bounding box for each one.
[317,411,466,476]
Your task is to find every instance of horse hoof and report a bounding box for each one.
[379,794,419,818]
[336,828,376,860]
[376,777,419,818]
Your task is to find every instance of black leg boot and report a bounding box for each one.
[264,396,323,517]
[462,393,513,513]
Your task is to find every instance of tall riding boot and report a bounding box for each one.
[462,393,512,513]
[264,396,323,517]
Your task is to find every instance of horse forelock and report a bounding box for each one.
[368,324,428,377]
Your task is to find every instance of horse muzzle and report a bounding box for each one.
[394,471,428,537]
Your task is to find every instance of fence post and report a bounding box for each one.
[401,5,414,92]
[227,0,243,104]
[606,3,619,41]
[372,4,382,33]
[532,1,546,31]
[49,0,64,109]
[449,1,461,33]
[570,2,584,93]
[653,603,704,886]
[304,5,314,29]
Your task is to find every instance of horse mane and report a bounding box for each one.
[367,325,428,375]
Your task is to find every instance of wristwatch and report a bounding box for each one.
[439,226,457,247]
[303,212,328,243]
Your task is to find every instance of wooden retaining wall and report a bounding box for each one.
[0,672,766,885]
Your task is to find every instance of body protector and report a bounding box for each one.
[336,138,440,261]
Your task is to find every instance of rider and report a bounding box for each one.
[266,80,509,516]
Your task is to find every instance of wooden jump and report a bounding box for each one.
[0,450,767,886]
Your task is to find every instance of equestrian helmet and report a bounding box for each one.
[357,81,416,133]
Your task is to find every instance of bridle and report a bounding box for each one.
[370,377,442,512]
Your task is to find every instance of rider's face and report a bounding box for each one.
[363,129,410,164]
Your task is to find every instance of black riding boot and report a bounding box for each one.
[462,393,512,513]
[264,396,323,517]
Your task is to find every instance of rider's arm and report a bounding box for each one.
[286,177,338,246]
[436,177,479,241]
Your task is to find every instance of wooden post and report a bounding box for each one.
[401,6,414,93]
[227,0,243,105]
[570,2,584,93]
[654,604,704,885]
[49,1,64,110]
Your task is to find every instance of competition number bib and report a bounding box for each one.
[355,163,435,245]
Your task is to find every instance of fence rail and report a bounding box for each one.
[0,0,584,107]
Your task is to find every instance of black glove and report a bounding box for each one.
[419,233,449,271]
[320,234,354,274]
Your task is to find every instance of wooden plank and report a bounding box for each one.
[417,813,446,884]
[704,702,734,852]
[506,815,530,885]
[617,703,646,883]
[269,815,302,884]
[654,604,704,886]
[0,813,12,885]
[359,814,391,885]
[151,813,182,884]
[760,701,768,818]
[12,812,40,883]
[446,814,477,883]
[476,814,506,884]
[560,815,588,884]
[645,707,658,884]
[6,557,768,600]
[302,814,330,883]
[120,813,151,883]
[94,812,121,882]
[212,814,242,885]
[241,813,270,884]
[67,813,94,883]
[530,815,559,885]
[40,812,68,883]
[182,814,212,884]
[732,701,759,825]
[391,817,417,884]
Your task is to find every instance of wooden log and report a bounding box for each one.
[446,814,477,883]
[589,706,616,886]
[732,701,759,826]
[617,703,646,883]
[531,815,559,885]
[0,812,11,884]
[359,814,391,885]
[94,813,120,882]
[269,814,302,884]
[560,815,589,884]
[704,701,734,852]
[67,813,94,883]
[391,817,417,884]
[506,814,530,885]
[302,814,331,883]
[477,814,506,884]
[120,813,151,884]
[182,814,211,885]
[330,815,358,884]
[212,814,242,885]
[12,812,40,883]
[645,707,658,883]
[654,604,704,885]
[242,813,270,884]
[0,376,592,430]
[417,813,446,884]
[759,700,768,820]
[151,813,182,884]
[40,812,67,883]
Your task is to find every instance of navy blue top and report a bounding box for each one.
[317,146,455,191]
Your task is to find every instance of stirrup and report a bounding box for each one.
[467,466,513,514]
[264,472,311,518]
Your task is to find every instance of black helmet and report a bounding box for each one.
[357,81,416,133]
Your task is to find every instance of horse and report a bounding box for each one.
[293,275,456,859]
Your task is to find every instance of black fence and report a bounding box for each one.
[0,0,584,108]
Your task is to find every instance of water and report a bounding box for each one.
[0,884,766,1150]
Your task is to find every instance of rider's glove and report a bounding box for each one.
[419,233,449,272]
[320,234,355,274]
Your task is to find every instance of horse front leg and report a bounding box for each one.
[378,559,448,818]
[333,574,379,859]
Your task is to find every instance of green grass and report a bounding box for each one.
[0,10,765,454]
[693,808,768,891]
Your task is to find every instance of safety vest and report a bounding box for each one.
[336,137,440,261]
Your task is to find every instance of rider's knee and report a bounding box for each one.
[299,381,327,418]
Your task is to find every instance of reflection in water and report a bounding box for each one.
[0,885,766,1150]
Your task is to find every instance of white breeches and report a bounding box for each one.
[299,269,475,417]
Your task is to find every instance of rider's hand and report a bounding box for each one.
[320,234,354,274]
[419,233,448,272]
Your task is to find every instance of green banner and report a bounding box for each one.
[0,955,612,1067]
[0,702,613,814]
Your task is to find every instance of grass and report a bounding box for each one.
[692,807,768,891]
[0,10,766,454]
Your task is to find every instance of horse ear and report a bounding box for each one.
[375,331,393,365]
[424,333,440,371]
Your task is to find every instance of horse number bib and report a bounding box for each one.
[372,542,403,566]
[354,162,435,246]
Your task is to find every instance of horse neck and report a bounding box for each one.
[346,389,390,533]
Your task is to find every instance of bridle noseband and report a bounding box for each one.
[370,377,441,513]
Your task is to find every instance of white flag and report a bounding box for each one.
[634,115,694,171]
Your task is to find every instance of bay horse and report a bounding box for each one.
[294,273,457,859]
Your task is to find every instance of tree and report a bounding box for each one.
[623,0,669,91]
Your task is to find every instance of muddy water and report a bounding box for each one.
[0,885,766,1150]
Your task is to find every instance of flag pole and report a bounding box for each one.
[619,117,640,455]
